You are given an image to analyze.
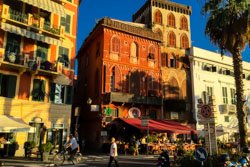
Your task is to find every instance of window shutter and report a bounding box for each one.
[176,55,179,68]
[50,82,56,102]
[66,85,73,104]
[7,75,17,98]
[161,53,166,66]
[166,54,169,67]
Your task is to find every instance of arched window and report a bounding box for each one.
[180,16,188,30]
[111,36,120,53]
[168,13,175,27]
[110,66,121,92]
[110,67,116,92]
[154,10,162,24]
[130,42,138,58]
[148,45,156,59]
[181,34,189,49]
[168,77,179,99]
[168,32,176,47]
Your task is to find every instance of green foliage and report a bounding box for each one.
[41,142,53,152]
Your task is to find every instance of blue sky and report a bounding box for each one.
[76,0,249,62]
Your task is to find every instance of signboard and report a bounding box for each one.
[201,105,212,118]
[91,105,99,112]
[195,147,208,162]
[101,131,107,136]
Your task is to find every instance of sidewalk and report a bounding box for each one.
[0,154,158,166]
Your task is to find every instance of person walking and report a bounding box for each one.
[107,137,119,167]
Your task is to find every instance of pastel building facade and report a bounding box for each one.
[0,0,78,156]
[189,47,250,142]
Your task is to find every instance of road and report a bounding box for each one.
[0,155,158,167]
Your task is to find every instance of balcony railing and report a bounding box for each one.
[9,9,28,24]
[1,4,64,39]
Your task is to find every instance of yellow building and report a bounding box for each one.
[0,0,79,156]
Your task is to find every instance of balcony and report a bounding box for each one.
[0,49,62,76]
[1,4,64,45]
[103,92,162,105]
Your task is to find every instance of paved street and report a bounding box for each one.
[0,154,158,167]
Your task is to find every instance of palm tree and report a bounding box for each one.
[202,0,249,148]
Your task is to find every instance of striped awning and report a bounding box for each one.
[1,22,62,45]
[20,0,65,17]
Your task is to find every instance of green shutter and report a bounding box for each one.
[50,82,56,102]
[66,85,73,104]
[7,75,17,98]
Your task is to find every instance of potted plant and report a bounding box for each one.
[41,142,52,162]
[24,141,35,158]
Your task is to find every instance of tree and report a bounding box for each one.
[202,0,249,148]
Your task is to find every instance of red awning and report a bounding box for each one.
[156,120,197,134]
[118,118,196,134]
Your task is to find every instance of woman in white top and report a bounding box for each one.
[107,137,119,167]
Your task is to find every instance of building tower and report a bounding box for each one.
[133,0,194,124]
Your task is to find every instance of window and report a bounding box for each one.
[5,33,21,61]
[230,88,236,105]
[222,87,228,104]
[148,45,155,59]
[32,79,45,101]
[58,46,70,68]
[154,10,162,24]
[49,83,73,104]
[61,14,71,33]
[168,32,176,47]
[180,16,188,30]
[207,86,213,96]
[170,56,176,68]
[110,67,115,92]
[130,42,138,58]
[168,13,175,27]
[111,37,120,53]
[36,42,49,62]
[0,73,17,98]
[181,34,189,49]
[224,116,229,122]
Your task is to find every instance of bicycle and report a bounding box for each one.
[53,148,84,166]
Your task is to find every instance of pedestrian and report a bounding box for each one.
[0,136,6,166]
[107,137,119,167]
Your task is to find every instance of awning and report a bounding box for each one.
[117,118,196,134]
[53,74,71,85]
[157,120,197,134]
[20,0,65,17]
[1,22,62,46]
[0,115,31,132]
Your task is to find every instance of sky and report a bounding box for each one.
[76,0,250,63]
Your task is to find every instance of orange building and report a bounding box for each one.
[0,0,79,156]
[76,0,196,151]
[76,18,162,150]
